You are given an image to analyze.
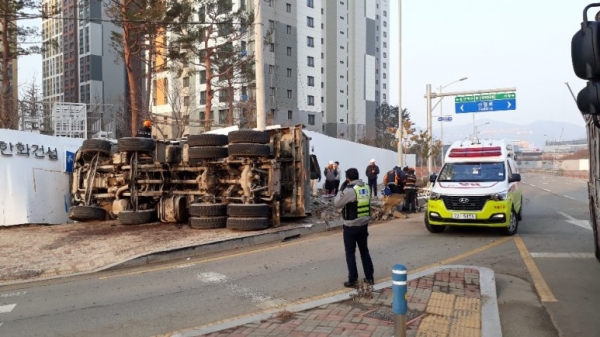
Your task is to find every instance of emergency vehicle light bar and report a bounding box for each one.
[448,146,502,158]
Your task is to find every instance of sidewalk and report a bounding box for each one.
[170,266,501,337]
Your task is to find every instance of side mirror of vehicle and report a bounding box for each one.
[509,173,521,183]
[429,174,437,183]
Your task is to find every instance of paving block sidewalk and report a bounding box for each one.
[176,267,497,337]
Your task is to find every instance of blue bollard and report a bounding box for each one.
[392,264,407,337]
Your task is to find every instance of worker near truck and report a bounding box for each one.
[365,159,380,198]
[334,168,375,288]
[136,120,153,138]
[404,167,418,212]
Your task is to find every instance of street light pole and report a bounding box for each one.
[426,84,432,174]
[254,0,266,131]
[397,0,403,166]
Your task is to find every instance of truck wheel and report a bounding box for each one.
[189,216,227,229]
[187,134,228,147]
[424,214,446,233]
[501,210,519,236]
[189,203,227,217]
[81,139,112,155]
[228,130,270,144]
[69,206,106,222]
[227,217,270,231]
[188,146,228,159]
[118,137,155,152]
[228,143,270,157]
[118,209,156,225]
[227,204,270,217]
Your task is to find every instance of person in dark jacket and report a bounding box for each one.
[333,161,341,196]
[333,168,374,288]
[136,120,152,138]
[404,167,418,212]
[365,159,380,198]
[323,161,339,197]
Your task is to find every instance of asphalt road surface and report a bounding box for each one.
[0,173,598,337]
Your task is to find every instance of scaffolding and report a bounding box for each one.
[52,103,87,138]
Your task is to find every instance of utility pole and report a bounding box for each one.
[254,0,266,131]
[426,84,432,174]
[397,0,403,166]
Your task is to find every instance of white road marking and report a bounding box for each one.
[563,195,576,200]
[176,264,194,269]
[0,291,26,298]
[196,272,288,309]
[530,252,595,258]
[557,211,592,230]
[543,188,551,192]
[0,304,16,314]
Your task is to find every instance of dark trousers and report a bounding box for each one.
[406,188,417,211]
[343,224,374,283]
[334,180,341,195]
[368,179,378,197]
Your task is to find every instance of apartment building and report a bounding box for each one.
[323,0,389,140]
[151,0,388,139]
[42,0,125,136]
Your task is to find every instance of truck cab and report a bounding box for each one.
[426,138,523,235]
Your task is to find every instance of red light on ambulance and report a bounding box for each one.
[448,146,502,158]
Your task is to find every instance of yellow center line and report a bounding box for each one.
[160,236,513,337]
[514,236,557,302]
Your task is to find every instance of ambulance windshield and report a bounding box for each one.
[437,162,506,182]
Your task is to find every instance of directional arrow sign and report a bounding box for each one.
[455,99,516,114]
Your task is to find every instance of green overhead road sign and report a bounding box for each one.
[454,92,516,103]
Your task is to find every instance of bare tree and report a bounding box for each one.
[17,73,44,132]
[168,0,254,131]
[151,74,202,139]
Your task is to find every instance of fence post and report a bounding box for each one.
[392,264,407,337]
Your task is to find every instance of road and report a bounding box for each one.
[0,173,598,337]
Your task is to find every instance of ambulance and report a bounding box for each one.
[426,138,523,235]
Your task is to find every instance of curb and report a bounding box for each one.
[169,265,502,337]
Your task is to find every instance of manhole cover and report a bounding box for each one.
[362,306,423,323]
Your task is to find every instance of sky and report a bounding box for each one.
[17,0,594,130]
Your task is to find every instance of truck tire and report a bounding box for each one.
[189,216,227,229]
[69,206,106,222]
[81,139,112,155]
[118,137,155,152]
[228,130,270,144]
[227,217,270,231]
[118,209,156,225]
[227,204,270,217]
[187,134,228,147]
[189,203,228,217]
[228,143,270,157]
[188,146,228,159]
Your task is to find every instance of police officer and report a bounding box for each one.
[334,168,375,288]
[136,120,152,138]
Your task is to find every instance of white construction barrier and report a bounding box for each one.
[0,129,83,226]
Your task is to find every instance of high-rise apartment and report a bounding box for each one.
[42,0,125,136]
[151,0,388,139]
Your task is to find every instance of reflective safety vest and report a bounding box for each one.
[343,185,371,220]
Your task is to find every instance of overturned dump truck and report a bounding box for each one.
[68,126,320,231]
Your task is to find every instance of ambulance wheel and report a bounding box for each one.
[424,215,446,233]
[501,210,519,236]
[517,196,523,221]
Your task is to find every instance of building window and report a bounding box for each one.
[270,87,276,96]
[383,21,387,27]
[286,3,291,12]
[340,16,344,20]
[308,114,315,125]
[383,42,387,48]
[287,25,292,34]
[307,0,314,8]
[383,62,387,69]
[184,96,190,106]
[287,47,292,56]
[383,94,387,100]
[288,110,293,119]
[384,10,387,17]
[340,45,344,49]
[269,20,275,29]
[200,70,206,84]
[269,43,275,52]
[383,52,387,58]
[383,73,386,79]
[307,56,314,67]
[269,64,274,73]
[219,109,226,124]
[308,76,314,86]
[200,90,206,104]
[307,16,314,27]
[287,68,292,77]
[383,32,387,37]
[307,95,315,106]
[287,90,293,98]
[383,83,387,89]
[307,36,314,47]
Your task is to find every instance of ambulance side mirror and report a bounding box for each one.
[429,174,437,183]
[509,173,521,183]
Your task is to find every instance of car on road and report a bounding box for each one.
[425,138,523,235]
